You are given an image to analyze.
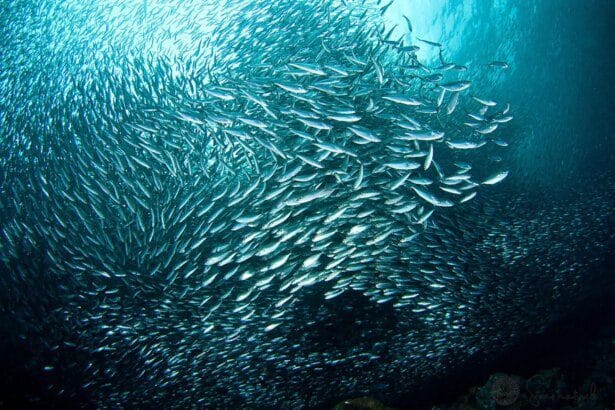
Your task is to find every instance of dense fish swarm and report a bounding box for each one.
[1,0,612,408]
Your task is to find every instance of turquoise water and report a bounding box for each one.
[0,0,613,408]
[394,0,614,187]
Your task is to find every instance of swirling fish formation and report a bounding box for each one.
[4,0,609,408]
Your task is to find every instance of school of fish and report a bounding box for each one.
[1,0,612,408]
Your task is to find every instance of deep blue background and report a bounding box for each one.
[391,0,614,190]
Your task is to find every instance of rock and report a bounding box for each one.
[476,373,524,409]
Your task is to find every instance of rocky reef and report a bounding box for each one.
[336,291,615,410]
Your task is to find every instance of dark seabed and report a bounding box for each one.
[0,0,613,409]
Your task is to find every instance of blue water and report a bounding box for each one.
[392,0,614,188]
